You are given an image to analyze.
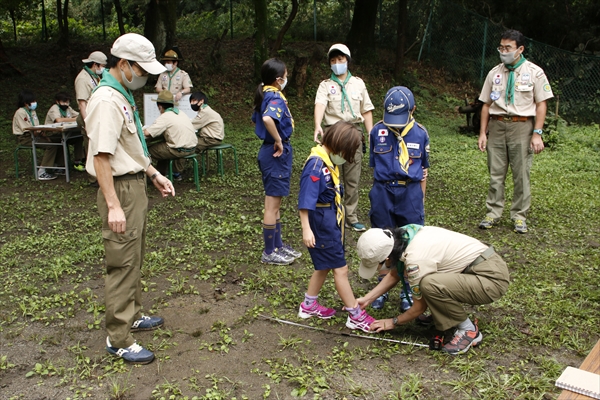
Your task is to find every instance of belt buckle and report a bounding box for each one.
[502,116,512,122]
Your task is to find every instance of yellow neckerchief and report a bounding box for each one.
[388,117,415,174]
[306,145,344,232]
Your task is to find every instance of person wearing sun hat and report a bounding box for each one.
[155,48,193,101]
[144,90,197,176]
[314,43,374,233]
[85,33,175,365]
[356,226,510,355]
[366,86,430,311]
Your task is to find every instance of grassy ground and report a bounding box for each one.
[0,40,599,399]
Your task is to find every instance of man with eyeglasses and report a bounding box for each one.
[478,29,553,234]
[85,33,175,364]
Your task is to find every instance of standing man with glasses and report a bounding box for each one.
[478,30,553,234]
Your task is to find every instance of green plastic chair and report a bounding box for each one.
[168,153,200,192]
[200,143,239,177]
[14,145,35,178]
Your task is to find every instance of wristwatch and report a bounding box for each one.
[533,129,543,135]
[392,316,399,326]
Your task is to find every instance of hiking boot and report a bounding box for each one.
[298,301,336,319]
[346,310,375,333]
[478,216,499,229]
[370,292,388,310]
[442,324,483,355]
[346,222,367,232]
[513,219,528,234]
[106,337,154,364]
[279,244,302,259]
[261,250,294,265]
[38,171,57,181]
[131,315,164,332]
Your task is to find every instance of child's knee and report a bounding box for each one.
[332,266,349,279]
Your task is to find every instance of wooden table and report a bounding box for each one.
[25,123,82,183]
[558,339,600,399]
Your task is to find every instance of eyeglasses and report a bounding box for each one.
[497,45,516,53]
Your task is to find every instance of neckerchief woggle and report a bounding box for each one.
[95,72,150,157]
[166,67,180,91]
[388,117,415,174]
[330,72,355,118]
[23,107,36,126]
[83,66,100,87]
[262,85,294,131]
[505,55,527,105]
[305,145,344,239]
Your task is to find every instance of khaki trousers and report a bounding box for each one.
[485,119,534,221]
[420,253,510,331]
[149,142,194,174]
[196,136,222,152]
[97,174,147,348]
[19,134,62,169]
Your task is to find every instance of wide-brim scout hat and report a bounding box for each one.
[161,49,182,62]
[152,90,175,105]
[383,86,415,127]
[328,43,351,61]
[111,33,166,75]
[356,228,395,279]
[82,51,107,65]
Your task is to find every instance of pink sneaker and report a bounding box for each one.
[346,310,375,333]
[298,301,336,319]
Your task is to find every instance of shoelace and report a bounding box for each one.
[127,343,143,353]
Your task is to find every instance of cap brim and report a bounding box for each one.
[383,112,410,127]
[138,60,167,75]
[358,258,380,279]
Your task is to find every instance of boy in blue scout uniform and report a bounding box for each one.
[252,58,301,265]
[367,86,430,310]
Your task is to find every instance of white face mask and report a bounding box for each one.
[28,102,38,111]
[96,66,105,75]
[165,63,174,72]
[499,49,519,65]
[331,62,348,76]
[279,77,288,91]
[330,153,346,165]
[120,62,148,91]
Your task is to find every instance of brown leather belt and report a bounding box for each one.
[491,115,531,122]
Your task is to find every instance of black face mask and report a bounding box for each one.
[191,103,200,112]
[59,104,69,111]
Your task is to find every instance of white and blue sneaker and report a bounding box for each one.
[106,337,154,364]
[131,315,164,332]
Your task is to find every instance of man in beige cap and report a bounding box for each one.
[85,33,173,365]
[75,50,107,177]
[154,48,193,101]
[314,43,374,232]
[144,90,197,177]
[356,226,509,355]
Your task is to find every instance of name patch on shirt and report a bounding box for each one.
[407,143,420,149]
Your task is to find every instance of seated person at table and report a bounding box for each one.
[45,92,85,171]
[190,91,225,151]
[12,89,58,181]
[144,90,197,178]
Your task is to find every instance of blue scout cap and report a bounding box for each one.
[383,86,415,127]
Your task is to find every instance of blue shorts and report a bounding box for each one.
[369,181,425,229]
[257,142,293,197]
[307,207,346,270]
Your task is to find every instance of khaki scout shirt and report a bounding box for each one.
[75,68,100,102]
[401,227,488,300]
[45,104,79,124]
[479,60,554,117]
[154,69,193,95]
[12,108,39,135]
[315,75,374,126]
[191,105,225,141]
[146,110,197,149]
[85,86,151,177]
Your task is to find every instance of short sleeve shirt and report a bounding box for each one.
[154,69,193,95]
[315,75,375,126]
[74,68,100,102]
[13,108,38,135]
[298,156,337,210]
[45,104,79,124]
[145,110,198,149]
[192,105,225,140]
[479,60,554,116]
[369,121,430,182]
[252,91,294,143]
[85,86,151,177]
[401,227,488,299]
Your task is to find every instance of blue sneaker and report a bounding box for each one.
[346,222,367,232]
[371,292,388,310]
[172,172,182,181]
[106,337,154,364]
[131,315,164,332]
[400,295,412,312]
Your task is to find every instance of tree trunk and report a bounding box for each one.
[9,9,17,42]
[253,0,269,82]
[144,0,178,56]
[271,0,298,56]
[113,0,126,35]
[56,0,70,45]
[63,0,69,44]
[290,56,309,97]
[394,0,408,82]
[345,0,378,62]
